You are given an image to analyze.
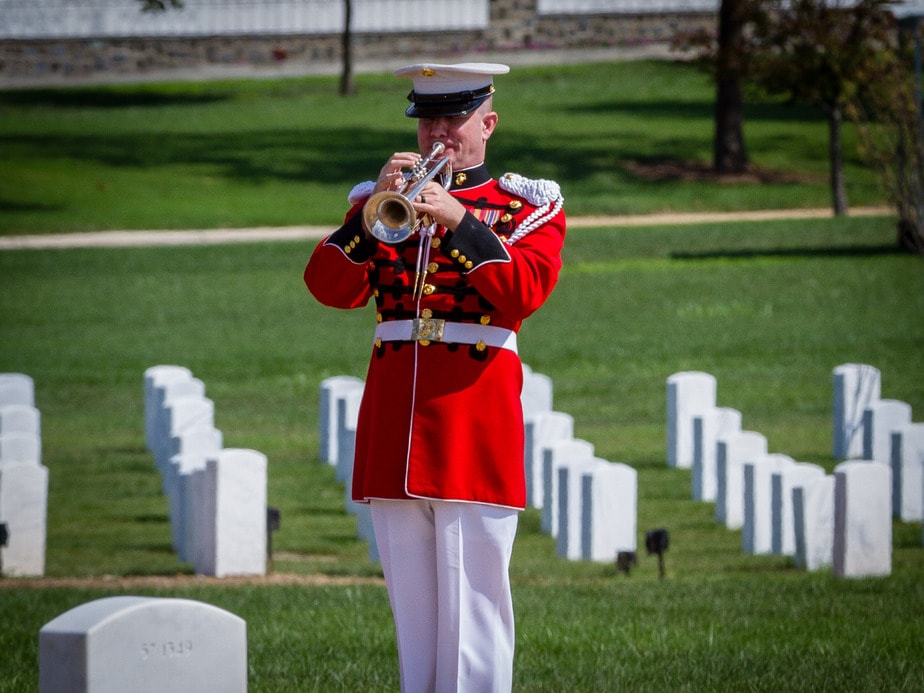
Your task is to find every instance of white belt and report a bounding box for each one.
[374,319,518,354]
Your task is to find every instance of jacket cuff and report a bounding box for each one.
[324,212,378,262]
[443,211,510,272]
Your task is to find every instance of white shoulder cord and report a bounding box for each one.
[498,173,564,245]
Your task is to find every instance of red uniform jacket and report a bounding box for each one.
[304,163,566,509]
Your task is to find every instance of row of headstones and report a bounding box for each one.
[144,365,268,578]
[0,372,48,577]
[319,364,639,564]
[667,364,921,577]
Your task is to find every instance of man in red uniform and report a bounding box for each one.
[304,62,566,692]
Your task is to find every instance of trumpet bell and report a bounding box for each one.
[362,190,416,244]
[361,141,451,245]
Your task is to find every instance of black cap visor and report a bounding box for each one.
[405,84,494,118]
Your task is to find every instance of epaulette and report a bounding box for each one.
[498,172,561,207]
[498,173,564,244]
[348,181,375,206]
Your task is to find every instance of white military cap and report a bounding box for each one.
[394,62,510,118]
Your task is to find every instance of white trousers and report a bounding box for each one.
[370,499,519,693]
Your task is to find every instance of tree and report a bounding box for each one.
[748,0,897,216]
[849,17,924,253]
[340,0,356,96]
[674,0,768,175]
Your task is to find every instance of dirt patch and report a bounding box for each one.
[623,159,817,185]
[1,570,384,591]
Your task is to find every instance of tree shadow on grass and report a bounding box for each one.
[671,244,902,260]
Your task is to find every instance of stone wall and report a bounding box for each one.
[0,5,714,86]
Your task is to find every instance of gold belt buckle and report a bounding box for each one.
[411,318,445,342]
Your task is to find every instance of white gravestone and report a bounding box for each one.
[863,399,912,464]
[164,425,223,497]
[39,596,247,693]
[193,448,267,577]
[833,460,891,578]
[152,378,206,463]
[793,475,835,571]
[0,431,41,466]
[716,431,768,530]
[743,454,795,555]
[581,462,637,561]
[0,373,34,407]
[319,375,364,465]
[0,461,48,576]
[520,364,553,419]
[167,443,222,563]
[524,411,573,509]
[891,423,924,522]
[0,404,41,437]
[542,438,595,536]
[772,462,825,556]
[557,457,606,560]
[157,396,214,472]
[143,366,192,453]
[692,407,742,501]
[335,389,363,484]
[832,363,880,460]
[667,371,717,469]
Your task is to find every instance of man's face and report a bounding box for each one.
[417,102,498,171]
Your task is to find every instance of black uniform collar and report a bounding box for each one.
[448,163,492,191]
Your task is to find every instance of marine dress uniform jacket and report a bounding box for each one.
[305,163,566,510]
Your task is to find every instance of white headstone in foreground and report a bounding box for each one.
[891,423,924,522]
[667,371,717,469]
[39,596,247,693]
[833,460,891,578]
[193,448,267,577]
[793,474,835,571]
[716,431,768,530]
[862,399,912,464]
[319,375,363,465]
[692,407,742,501]
[0,461,48,576]
[832,364,880,460]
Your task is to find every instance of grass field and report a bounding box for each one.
[1,60,923,691]
[0,59,888,234]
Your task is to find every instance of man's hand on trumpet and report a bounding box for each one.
[412,180,467,232]
[373,152,420,195]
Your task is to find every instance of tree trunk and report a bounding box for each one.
[339,0,355,96]
[829,105,848,215]
[714,0,748,174]
[714,77,747,174]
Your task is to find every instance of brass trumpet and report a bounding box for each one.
[363,142,452,244]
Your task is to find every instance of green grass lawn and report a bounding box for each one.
[1,214,922,690]
[0,60,887,234]
[0,61,921,690]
